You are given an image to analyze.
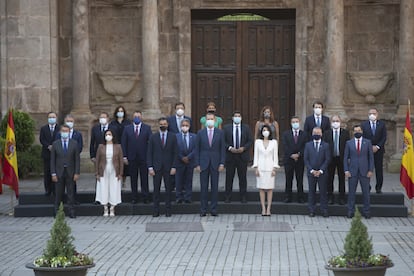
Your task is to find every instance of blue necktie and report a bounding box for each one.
[63,140,68,154]
[372,123,376,135]
[235,126,240,149]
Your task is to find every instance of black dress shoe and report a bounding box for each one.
[165,211,171,217]
[364,214,371,219]
[347,213,354,219]
[184,199,192,204]
[283,198,292,203]
[94,201,101,205]
[328,198,334,205]
[309,212,315,217]
[152,212,160,217]
[176,199,183,204]
[376,190,382,194]
[200,212,207,217]
[69,213,76,219]
[210,212,218,217]
[322,212,329,218]
[143,199,150,204]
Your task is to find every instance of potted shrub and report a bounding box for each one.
[26,203,94,275]
[325,209,393,276]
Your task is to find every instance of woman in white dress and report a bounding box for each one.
[252,125,280,216]
[95,129,124,216]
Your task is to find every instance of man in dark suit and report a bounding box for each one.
[90,112,111,161]
[147,117,178,217]
[122,111,152,203]
[304,127,331,217]
[57,114,83,204]
[344,125,374,219]
[303,101,331,138]
[223,111,253,203]
[195,112,226,216]
[167,102,193,192]
[361,108,387,194]
[50,124,80,218]
[323,115,350,205]
[282,116,308,203]
[39,112,59,196]
[175,118,196,204]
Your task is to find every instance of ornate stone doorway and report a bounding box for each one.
[191,9,296,135]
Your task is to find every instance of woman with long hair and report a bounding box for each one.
[254,106,280,141]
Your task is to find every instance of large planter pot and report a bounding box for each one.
[325,264,393,276]
[25,263,95,276]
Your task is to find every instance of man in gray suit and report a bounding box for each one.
[344,124,374,219]
[51,124,80,218]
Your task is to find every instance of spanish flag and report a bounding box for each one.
[2,109,19,198]
[401,106,414,199]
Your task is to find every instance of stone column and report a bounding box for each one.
[325,0,346,119]
[389,0,414,172]
[142,0,161,121]
[72,0,94,166]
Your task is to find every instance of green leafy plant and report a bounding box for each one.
[327,209,393,268]
[0,109,35,152]
[17,145,43,178]
[33,203,93,268]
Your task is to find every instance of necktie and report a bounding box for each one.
[161,133,165,147]
[101,126,105,133]
[372,122,376,135]
[208,129,213,147]
[135,125,139,138]
[63,140,68,154]
[357,139,360,154]
[315,141,319,152]
[316,117,320,127]
[183,134,188,152]
[50,126,54,136]
[235,126,240,149]
[294,130,298,144]
[334,130,339,156]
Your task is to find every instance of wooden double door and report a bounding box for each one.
[191,12,296,140]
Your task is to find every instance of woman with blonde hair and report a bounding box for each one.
[254,106,280,141]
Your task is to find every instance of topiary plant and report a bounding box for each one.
[343,208,372,260]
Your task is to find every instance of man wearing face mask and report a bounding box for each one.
[121,111,152,204]
[282,116,308,203]
[344,125,374,219]
[167,102,193,134]
[90,112,111,162]
[50,124,80,218]
[147,118,178,217]
[361,108,387,194]
[304,101,331,139]
[304,127,331,217]
[323,115,350,205]
[39,112,59,196]
[195,112,226,216]
[175,119,196,204]
[223,111,253,203]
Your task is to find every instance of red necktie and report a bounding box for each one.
[357,139,360,154]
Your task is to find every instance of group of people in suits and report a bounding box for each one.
[39,100,387,219]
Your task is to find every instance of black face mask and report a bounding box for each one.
[207,110,215,114]
[354,132,362,139]
[160,126,167,131]
[312,134,321,141]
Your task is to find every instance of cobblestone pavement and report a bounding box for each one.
[0,170,413,276]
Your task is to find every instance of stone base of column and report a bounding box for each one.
[388,153,402,173]
[142,108,164,130]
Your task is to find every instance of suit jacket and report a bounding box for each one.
[304,140,331,176]
[304,115,331,136]
[121,123,152,162]
[281,129,308,164]
[195,127,226,171]
[344,138,374,176]
[95,144,124,177]
[57,129,83,153]
[322,128,350,159]
[361,120,387,152]
[252,139,280,171]
[175,132,196,168]
[167,115,193,133]
[223,123,253,162]
[39,124,59,159]
[90,124,115,159]
[147,131,178,171]
[50,139,80,178]
[109,119,131,143]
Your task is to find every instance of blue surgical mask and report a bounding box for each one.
[48,118,56,125]
[133,117,141,124]
[117,111,124,118]
[233,117,241,124]
[61,132,69,139]
[291,122,300,130]
[65,122,74,129]
[206,119,215,127]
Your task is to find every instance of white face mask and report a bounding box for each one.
[206,119,215,128]
[262,131,270,138]
[105,135,113,142]
[181,126,189,133]
[65,122,74,129]
[369,114,377,121]
[176,109,184,116]
[314,108,322,116]
[331,122,340,129]
[99,118,107,125]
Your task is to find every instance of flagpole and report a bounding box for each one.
[9,187,14,216]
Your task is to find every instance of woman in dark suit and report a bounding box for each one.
[95,129,124,217]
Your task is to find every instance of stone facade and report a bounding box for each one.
[1,0,413,172]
